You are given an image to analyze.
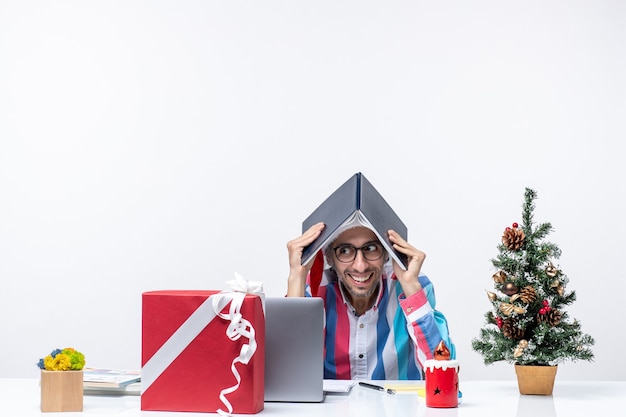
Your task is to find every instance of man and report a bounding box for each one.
[287,222,454,380]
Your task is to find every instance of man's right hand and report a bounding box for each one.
[286,222,325,297]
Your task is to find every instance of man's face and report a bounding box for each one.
[329,227,385,301]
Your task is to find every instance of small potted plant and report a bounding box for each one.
[471,188,594,395]
[37,347,86,412]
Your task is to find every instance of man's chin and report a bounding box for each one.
[349,290,371,298]
[344,283,378,299]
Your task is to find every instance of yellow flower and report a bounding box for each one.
[43,353,72,371]
[43,355,54,370]
[55,354,72,371]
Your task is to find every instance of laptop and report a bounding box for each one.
[264,296,325,402]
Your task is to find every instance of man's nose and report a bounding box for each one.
[352,249,368,269]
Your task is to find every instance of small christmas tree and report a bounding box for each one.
[472,188,594,366]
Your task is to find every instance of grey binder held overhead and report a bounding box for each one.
[301,172,408,270]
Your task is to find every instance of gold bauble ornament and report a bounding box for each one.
[546,262,559,277]
[502,282,519,296]
[551,279,565,296]
[513,339,529,358]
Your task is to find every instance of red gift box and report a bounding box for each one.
[141,290,265,414]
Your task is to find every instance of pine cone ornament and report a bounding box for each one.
[502,225,525,251]
[537,309,562,326]
[501,318,524,340]
[518,286,537,304]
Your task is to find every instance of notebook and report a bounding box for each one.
[264,296,325,402]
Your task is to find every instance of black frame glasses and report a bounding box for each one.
[333,242,384,263]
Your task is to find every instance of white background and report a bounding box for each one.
[1,1,624,381]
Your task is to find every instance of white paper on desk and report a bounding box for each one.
[323,379,357,393]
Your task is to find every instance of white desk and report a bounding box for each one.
[1,379,624,417]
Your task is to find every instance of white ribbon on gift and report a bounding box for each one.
[213,273,265,415]
[142,273,264,416]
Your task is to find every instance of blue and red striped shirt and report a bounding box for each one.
[306,263,455,380]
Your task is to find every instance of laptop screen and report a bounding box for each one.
[264,296,325,402]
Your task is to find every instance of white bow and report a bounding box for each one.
[214,273,264,416]
[226,272,264,295]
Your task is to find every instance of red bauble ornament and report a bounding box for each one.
[496,317,503,328]
[512,222,518,228]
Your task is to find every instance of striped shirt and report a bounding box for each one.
[306,263,454,380]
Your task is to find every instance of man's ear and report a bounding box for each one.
[324,245,335,269]
[326,256,335,270]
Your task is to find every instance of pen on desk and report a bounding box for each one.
[358,382,396,395]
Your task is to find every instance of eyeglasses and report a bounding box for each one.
[333,242,384,263]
